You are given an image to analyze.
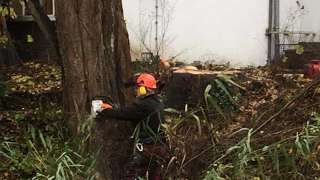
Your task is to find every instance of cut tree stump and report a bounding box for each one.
[166,68,240,109]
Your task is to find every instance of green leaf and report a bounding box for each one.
[295,45,304,55]
[14,112,25,122]
[206,94,226,120]
[282,56,288,63]
[38,131,47,151]
[246,129,253,153]
[9,8,17,19]
[2,7,9,17]
[27,35,34,43]
[184,104,188,113]
[214,78,237,106]
[204,84,212,107]
[295,134,305,156]
[204,168,223,180]
[136,177,145,180]
[226,145,241,154]
[0,35,8,44]
[164,108,180,114]
[217,74,246,91]
[262,146,269,152]
[30,127,36,142]
[191,113,202,136]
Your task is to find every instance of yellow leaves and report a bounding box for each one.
[295,45,305,55]
[11,75,32,83]
[0,6,17,19]
[9,7,17,19]
[43,87,52,91]
[27,35,34,43]
[259,156,265,161]
[282,56,288,63]
[34,63,41,69]
[26,80,35,86]
[0,35,8,44]
[7,62,62,94]
[0,6,9,17]
[25,62,41,69]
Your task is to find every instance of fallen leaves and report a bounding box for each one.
[5,62,62,94]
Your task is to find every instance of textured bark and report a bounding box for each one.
[55,0,133,179]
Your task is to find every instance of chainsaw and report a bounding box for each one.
[91,96,116,117]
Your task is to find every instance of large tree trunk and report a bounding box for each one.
[56,0,133,179]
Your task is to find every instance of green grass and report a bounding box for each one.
[0,102,97,180]
[204,114,320,179]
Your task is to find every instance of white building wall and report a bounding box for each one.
[123,0,320,66]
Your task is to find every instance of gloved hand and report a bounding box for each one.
[95,103,112,120]
[101,103,112,109]
[96,109,108,120]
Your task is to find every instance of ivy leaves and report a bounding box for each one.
[0,5,17,19]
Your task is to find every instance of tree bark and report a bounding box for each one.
[55,0,133,179]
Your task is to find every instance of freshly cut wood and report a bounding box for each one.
[172,68,241,75]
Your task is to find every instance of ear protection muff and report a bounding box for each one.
[138,86,147,95]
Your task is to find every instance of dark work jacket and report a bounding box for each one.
[97,94,164,143]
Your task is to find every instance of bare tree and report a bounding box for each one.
[134,0,176,58]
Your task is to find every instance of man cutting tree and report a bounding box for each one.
[96,73,166,180]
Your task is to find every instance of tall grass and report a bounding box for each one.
[0,102,97,180]
[204,113,320,179]
[162,75,243,178]
[204,74,242,121]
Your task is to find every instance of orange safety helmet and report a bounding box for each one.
[136,73,157,89]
